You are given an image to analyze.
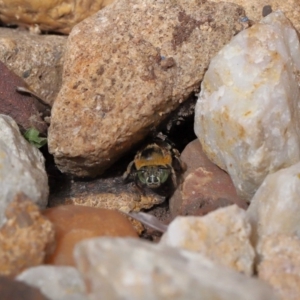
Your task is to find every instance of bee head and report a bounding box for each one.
[137,166,171,188]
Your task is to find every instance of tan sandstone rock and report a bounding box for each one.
[0,194,55,277]
[48,175,166,214]
[160,205,255,275]
[194,11,300,202]
[48,0,247,177]
[43,205,138,267]
[210,0,300,33]
[0,27,66,106]
[0,0,115,34]
[258,235,300,300]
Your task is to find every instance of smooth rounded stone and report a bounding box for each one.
[194,11,300,202]
[169,140,247,217]
[43,205,138,266]
[74,237,279,300]
[0,0,114,34]
[16,265,86,300]
[210,0,300,33]
[257,235,300,300]
[161,205,254,275]
[0,275,49,300]
[246,162,300,247]
[0,115,48,226]
[0,194,55,277]
[0,27,66,106]
[48,0,247,177]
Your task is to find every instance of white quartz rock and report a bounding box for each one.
[257,234,300,300]
[0,114,48,226]
[160,205,254,275]
[194,11,300,202]
[16,265,87,300]
[74,237,279,300]
[246,162,300,246]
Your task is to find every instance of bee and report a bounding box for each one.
[123,140,185,189]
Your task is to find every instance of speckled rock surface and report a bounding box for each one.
[48,175,166,214]
[257,235,300,300]
[16,265,86,300]
[43,205,138,266]
[161,205,254,275]
[48,0,247,177]
[169,140,247,217]
[0,194,55,277]
[211,0,300,33]
[246,162,300,247]
[194,11,300,202]
[74,237,279,300]
[0,0,115,34]
[0,115,48,226]
[0,28,66,106]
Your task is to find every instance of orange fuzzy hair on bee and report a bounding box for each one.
[134,144,172,170]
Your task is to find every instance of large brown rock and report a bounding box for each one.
[210,0,300,33]
[0,0,115,34]
[0,28,66,106]
[48,0,247,177]
[43,205,138,266]
[170,140,247,217]
[0,194,55,277]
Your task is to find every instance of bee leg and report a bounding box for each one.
[170,167,178,188]
[172,149,187,173]
[123,160,135,182]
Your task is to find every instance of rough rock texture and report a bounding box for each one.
[74,237,278,300]
[0,62,48,134]
[48,0,247,177]
[0,28,66,106]
[194,11,300,202]
[161,205,254,275]
[43,205,138,266]
[257,235,300,300]
[48,175,166,214]
[16,265,86,300]
[0,0,115,34]
[211,0,300,33]
[0,115,48,226]
[0,194,55,277]
[246,162,300,247]
[170,139,247,217]
[0,275,49,300]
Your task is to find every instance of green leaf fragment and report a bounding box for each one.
[23,128,47,148]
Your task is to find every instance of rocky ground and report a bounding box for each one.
[0,0,300,299]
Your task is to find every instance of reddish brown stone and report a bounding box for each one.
[170,140,247,217]
[43,205,138,266]
[0,61,48,134]
[0,275,49,300]
[0,193,55,277]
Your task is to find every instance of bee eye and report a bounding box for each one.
[157,168,170,184]
[137,169,148,184]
